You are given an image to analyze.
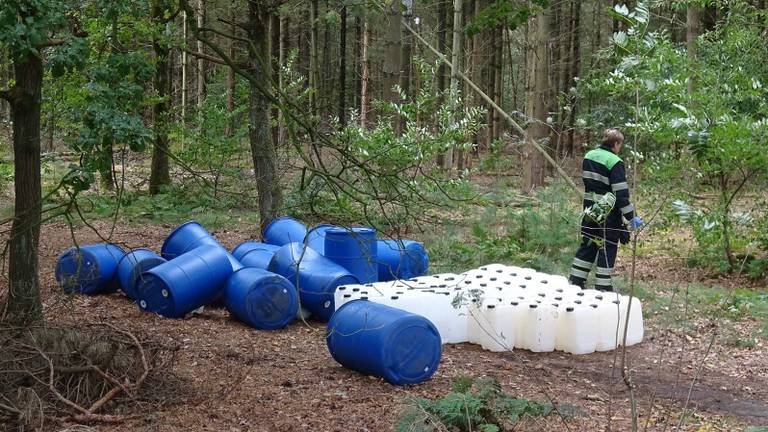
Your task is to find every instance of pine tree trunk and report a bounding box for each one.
[383,0,402,102]
[566,0,582,155]
[522,11,549,192]
[353,16,362,111]
[0,48,7,123]
[196,0,205,110]
[225,14,236,137]
[321,13,331,115]
[2,54,44,325]
[339,5,348,125]
[248,4,283,230]
[181,10,188,131]
[309,0,319,115]
[270,13,280,146]
[471,0,486,153]
[554,0,571,157]
[278,14,289,144]
[492,26,503,141]
[436,0,448,167]
[150,0,172,195]
[298,7,310,78]
[446,0,463,170]
[398,6,414,135]
[360,20,371,127]
[486,25,496,147]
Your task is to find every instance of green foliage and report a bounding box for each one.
[396,377,558,432]
[0,0,73,59]
[56,182,258,228]
[288,59,485,231]
[580,2,768,273]
[471,184,578,274]
[465,0,549,36]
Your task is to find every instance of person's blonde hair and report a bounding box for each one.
[602,128,624,147]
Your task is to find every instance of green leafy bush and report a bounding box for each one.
[396,377,558,432]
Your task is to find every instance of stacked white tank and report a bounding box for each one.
[334,263,644,354]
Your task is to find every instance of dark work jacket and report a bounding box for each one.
[580,145,635,242]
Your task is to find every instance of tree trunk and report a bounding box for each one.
[471,0,486,153]
[309,0,319,116]
[360,20,371,128]
[150,1,172,195]
[196,0,205,110]
[398,7,414,135]
[298,6,310,78]
[446,0,463,170]
[321,12,332,115]
[566,0,582,155]
[353,15,362,111]
[492,26,503,141]
[436,0,448,167]
[181,10,188,129]
[383,0,402,102]
[522,11,549,192]
[278,14,289,144]
[247,4,283,230]
[270,13,280,146]
[486,26,496,148]
[2,54,44,325]
[99,144,115,190]
[686,5,700,95]
[225,14,236,137]
[339,5,348,125]
[0,48,7,123]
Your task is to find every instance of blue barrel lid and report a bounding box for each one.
[225,267,298,330]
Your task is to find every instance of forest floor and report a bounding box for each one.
[33,218,768,432]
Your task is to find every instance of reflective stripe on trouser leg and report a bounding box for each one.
[570,236,599,288]
[595,241,618,292]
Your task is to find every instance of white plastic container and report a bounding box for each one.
[595,301,620,351]
[467,298,496,345]
[556,304,598,354]
[482,303,517,352]
[519,302,557,352]
[617,295,644,346]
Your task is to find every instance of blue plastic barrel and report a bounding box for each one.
[136,245,233,318]
[326,300,442,385]
[305,224,338,254]
[262,216,308,246]
[377,239,430,281]
[268,242,359,321]
[238,248,277,270]
[116,249,167,300]
[161,221,242,272]
[324,227,378,284]
[55,244,126,295]
[231,241,280,261]
[224,267,298,330]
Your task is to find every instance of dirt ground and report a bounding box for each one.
[24,220,768,431]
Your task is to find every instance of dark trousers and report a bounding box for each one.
[568,235,618,291]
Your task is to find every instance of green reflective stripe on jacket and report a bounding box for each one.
[585,147,622,170]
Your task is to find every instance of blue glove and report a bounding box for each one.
[629,216,644,230]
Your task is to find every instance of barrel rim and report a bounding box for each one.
[325,226,376,236]
[160,220,204,256]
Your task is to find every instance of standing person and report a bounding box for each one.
[568,128,643,291]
